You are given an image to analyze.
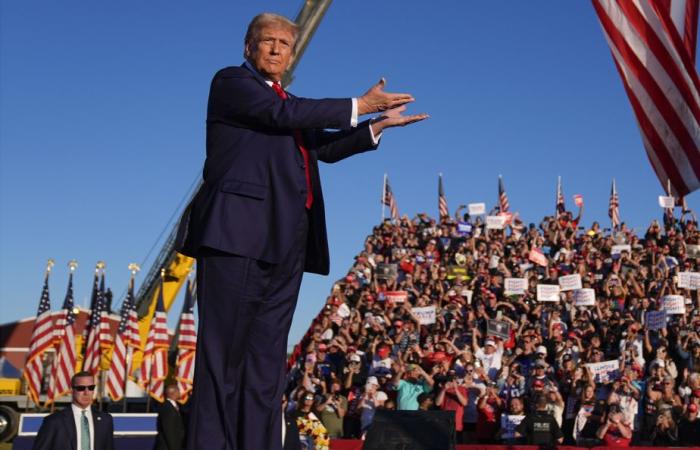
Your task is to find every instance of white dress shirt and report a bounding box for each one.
[71,404,94,450]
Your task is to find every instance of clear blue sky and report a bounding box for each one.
[1,1,697,348]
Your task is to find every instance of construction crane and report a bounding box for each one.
[131,0,334,367]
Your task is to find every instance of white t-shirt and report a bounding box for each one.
[475,347,503,380]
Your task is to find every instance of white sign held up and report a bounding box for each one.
[678,272,700,290]
[559,274,582,291]
[486,215,507,230]
[412,306,437,325]
[537,284,561,302]
[662,295,686,315]
[573,288,596,306]
[659,195,675,208]
[504,278,528,295]
[611,245,632,255]
[585,360,620,383]
[468,203,486,216]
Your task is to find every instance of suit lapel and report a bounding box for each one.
[92,408,105,448]
[61,407,78,450]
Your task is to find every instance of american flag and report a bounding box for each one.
[176,279,197,403]
[106,275,139,401]
[83,270,104,375]
[98,276,113,351]
[23,265,54,405]
[556,176,565,215]
[140,276,169,402]
[593,0,700,197]
[498,175,510,212]
[438,174,449,218]
[383,176,399,221]
[46,270,77,405]
[609,178,621,229]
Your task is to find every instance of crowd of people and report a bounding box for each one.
[283,204,700,448]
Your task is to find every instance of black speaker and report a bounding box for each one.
[363,410,456,450]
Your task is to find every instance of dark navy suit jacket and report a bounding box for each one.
[33,406,114,450]
[178,64,379,274]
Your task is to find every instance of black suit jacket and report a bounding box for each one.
[33,406,114,450]
[177,63,379,274]
[154,400,185,450]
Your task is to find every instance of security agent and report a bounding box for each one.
[515,395,564,447]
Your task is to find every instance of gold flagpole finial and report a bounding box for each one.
[46,258,55,274]
[96,260,106,272]
[128,263,140,276]
[160,268,166,279]
[68,260,78,272]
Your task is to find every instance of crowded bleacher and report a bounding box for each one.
[283,203,700,448]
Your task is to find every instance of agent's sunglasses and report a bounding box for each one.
[73,385,96,392]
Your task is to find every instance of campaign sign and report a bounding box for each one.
[658,195,675,208]
[678,272,700,290]
[688,245,700,259]
[585,360,620,383]
[486,215,506,230]
[504,278,528,295]
[412,306,436,325]
[500,415,526,440]
[611,244,632,255]
[457,221,473,236]
[573,194,583,208]
[662,295,686,314]
[468,202,486,216]
[573,288,596,306]
[537,284,561,302]
[375,263,398,280]
[529,248,548,267]
[558,274,582,291]
[385,291,407,304]
[487,319,512,340]
[645,310,667,331]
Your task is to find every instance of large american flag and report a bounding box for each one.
[609,178,621,229]
[438,174,449,218]
[46,271,77,405]
[383,176,399,221]
[23,266,54,405]
[140,277,169,402]
[106,276,140,401]
[498,175,510,212]
[83,271,105,375]
[176,279,197,403]
[556,176,566,215]
[593,0,700,197]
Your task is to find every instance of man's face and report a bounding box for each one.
[245,25,295,82]
[72,375,96,409]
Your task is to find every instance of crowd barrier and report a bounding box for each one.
[329,442,700,450]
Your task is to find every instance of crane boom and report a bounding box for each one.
[131,0,333,368]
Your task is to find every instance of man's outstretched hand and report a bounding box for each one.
[358,78,415,115]
[371,105,429,135]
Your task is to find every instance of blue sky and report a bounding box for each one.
[1,1,697,348]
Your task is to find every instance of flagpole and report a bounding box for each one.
[123,263,140,412]
[381,173,387,223]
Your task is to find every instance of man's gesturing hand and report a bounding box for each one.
[370,105,429,136]
[358,78,415,115]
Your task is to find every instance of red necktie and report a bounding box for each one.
[271,82,313,209]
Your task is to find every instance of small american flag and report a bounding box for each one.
[438,174,449,218]
[46,271,77,405]
[140,276,170,402]
[23,267,54,405]
[556,176,565,215]
[383,176,399,221]
[498,175,510,213]
[609,178,621,229]
[176,279,197,403]
[106,276,138,401]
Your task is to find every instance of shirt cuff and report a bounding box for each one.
[351,98,358,128]
[369,121,382,145]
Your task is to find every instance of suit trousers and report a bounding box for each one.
[187,212,308,450]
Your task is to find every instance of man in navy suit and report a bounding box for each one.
[178,12,427,449]
[33,371,114,450]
